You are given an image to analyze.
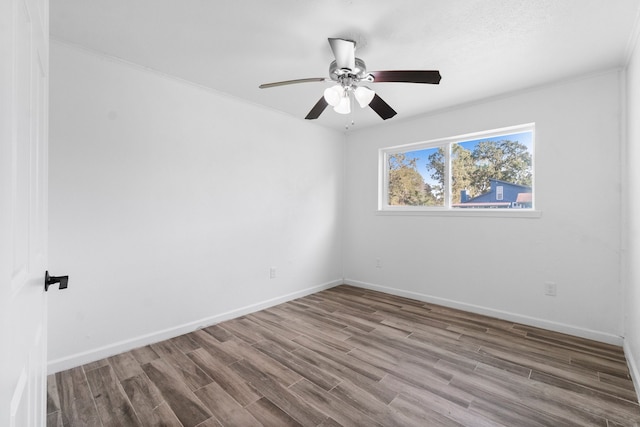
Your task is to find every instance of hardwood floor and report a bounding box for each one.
[47,285,640,426]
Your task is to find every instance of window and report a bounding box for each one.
[379,124,534,213]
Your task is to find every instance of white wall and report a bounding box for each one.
[625,31,640,391]
[48,42,345,372]
[49,40,629,374]
[344,71,624,344]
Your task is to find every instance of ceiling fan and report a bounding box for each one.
[259,37,441,121]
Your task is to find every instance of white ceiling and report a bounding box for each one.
[50,0,640,131]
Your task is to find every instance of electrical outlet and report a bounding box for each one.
[375,258,382,268]
[544,282,557,296]
[269,267,276,279]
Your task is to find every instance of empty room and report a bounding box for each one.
[3,0,640,426]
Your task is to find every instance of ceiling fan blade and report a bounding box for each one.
[369,94,397,120]
[328,38,355,70]
[370,70,442,84]
[305,97,329,120]
[259,77,326,89]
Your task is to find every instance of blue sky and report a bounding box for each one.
[405,131,533,185]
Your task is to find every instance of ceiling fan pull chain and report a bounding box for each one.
[345,109,355,131]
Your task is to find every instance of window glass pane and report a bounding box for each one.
[387,147,444,207]
[451,131,533,209]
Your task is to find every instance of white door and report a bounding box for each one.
[1,0,49,424]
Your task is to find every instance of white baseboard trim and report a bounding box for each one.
[344,279,624,346]
[47,279,342,374]
[624,340,640,403]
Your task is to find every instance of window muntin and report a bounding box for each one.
[380,124,534,211]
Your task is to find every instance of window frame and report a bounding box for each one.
[378,123,539,218]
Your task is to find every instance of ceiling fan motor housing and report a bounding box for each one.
[329,58,372,84]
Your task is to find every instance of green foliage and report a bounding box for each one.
[428,145,478,204]
[469,140,532,193]
[427,139,532,203]
[388,153,438,206]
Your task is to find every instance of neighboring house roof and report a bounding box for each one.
[516,192,533,203]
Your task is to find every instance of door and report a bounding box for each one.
[1,0,49,424]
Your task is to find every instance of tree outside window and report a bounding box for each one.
[383,126,534,210]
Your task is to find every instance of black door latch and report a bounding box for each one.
[45,271,69,292]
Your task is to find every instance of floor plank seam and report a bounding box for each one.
[80,365,106,427]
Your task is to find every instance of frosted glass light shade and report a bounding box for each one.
[323,85,343,107]
[354,86,375,108]
[333,96,351,114]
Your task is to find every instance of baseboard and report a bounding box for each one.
[47,279,342,374]
[344,279,624,346]
[624,340,640,403]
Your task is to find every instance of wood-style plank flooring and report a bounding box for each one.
[47,285,640,426]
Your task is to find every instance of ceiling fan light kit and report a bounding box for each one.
[324,84,374,114]
[333,94,351,115]
[259,37,441,122]
[354,86,375,108]
[323,85,344,107]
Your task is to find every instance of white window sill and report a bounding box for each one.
[375,209,542,218]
